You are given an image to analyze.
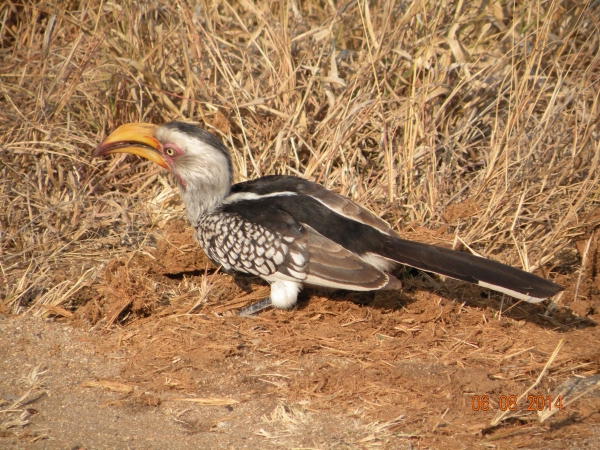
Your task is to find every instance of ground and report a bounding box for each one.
[2,221,600,449]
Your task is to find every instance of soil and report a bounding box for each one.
[2,220,600,449]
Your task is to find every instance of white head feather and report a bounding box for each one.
[156,123,232,224]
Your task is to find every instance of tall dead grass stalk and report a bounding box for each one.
[1,0,599,313]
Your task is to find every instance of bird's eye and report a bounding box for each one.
[165,148,176,157]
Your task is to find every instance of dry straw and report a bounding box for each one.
[2,0,598,315]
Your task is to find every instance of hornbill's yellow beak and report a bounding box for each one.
[94,123,168,169]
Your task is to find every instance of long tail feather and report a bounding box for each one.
[382,238,563,302]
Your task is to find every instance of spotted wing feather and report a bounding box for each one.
[196,213,292,277]
[197,211,313,285]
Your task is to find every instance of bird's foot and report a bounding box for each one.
[238,298,272,317]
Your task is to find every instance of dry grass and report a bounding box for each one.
[2,0,599,312]
[1,0,600,447]
[2,0,600,310]
[0,365,47,441]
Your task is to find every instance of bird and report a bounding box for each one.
[94,121,563,315]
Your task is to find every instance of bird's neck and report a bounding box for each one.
[174,166,231,225]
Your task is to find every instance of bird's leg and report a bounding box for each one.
[238,298,273,316]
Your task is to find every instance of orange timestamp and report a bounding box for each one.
[471,395,563,412]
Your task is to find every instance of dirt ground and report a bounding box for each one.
[2,221,600,449]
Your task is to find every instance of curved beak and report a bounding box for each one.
[94,123,168,169]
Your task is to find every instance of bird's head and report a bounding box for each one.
[95,121,233,221]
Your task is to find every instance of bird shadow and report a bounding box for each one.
[163,269,208,280]
[300,269,597,333]
[160,266,596,332]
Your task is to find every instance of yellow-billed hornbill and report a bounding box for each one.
[95,122,563,315]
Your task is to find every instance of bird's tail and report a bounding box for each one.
[380,237,563,302]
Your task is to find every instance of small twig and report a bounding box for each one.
[491,339,565,426]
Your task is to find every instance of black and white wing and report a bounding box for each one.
[196,189,401,308]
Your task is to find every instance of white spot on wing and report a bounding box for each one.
[289,251,305,266]
[273,251,284,265]
[285,268,306,280]
[256,264,270,275]
[359,252,397,272]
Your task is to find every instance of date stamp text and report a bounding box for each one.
[471,395,563,412]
